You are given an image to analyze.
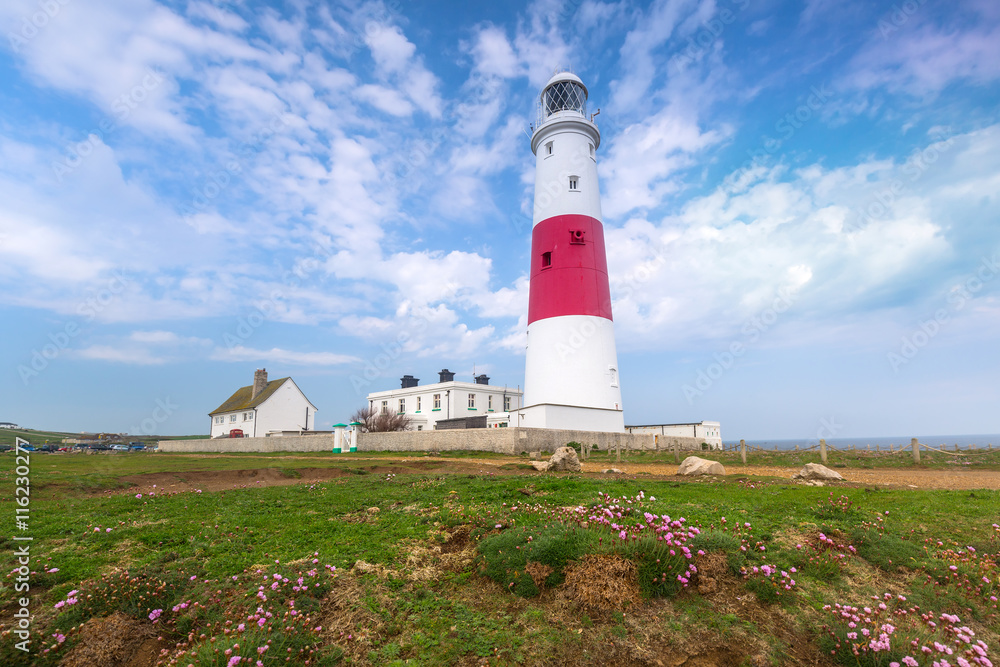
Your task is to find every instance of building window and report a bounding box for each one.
[609,366,619,388]
[433,394,441,409]
[243,412,253,421]
[398,398,405,413]
[468,393,476,409]
[230,414,237,423]
[380,400,388,414]
[215,416,224,424]
[488,395,493,410]
[589,143,594,157]
[416,396,421,411]
[504,396,511,411]
[541,251,552,268]
[545,141,553,155]
[569,176,578,190]
[417,425,423,431]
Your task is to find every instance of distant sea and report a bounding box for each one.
[722,434,1000,451]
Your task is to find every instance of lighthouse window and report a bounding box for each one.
[569,177,578,190]
[589,143,594,158]
[609,366,619,388]
[545,141,553,156]
[541,251,552,268]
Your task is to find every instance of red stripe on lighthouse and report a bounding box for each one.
[528,214,613,325]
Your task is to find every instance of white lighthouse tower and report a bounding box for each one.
[518,71,625,433]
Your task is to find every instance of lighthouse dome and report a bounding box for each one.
[541,70,588,119]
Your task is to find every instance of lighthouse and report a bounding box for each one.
[519,71,625,432]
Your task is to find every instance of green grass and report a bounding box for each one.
[0,454,997,666]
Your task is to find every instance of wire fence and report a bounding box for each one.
[718,438,997,464]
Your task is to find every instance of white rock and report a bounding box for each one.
[677,456,727,476]
[792,463,844,481]
[547,446,582,472]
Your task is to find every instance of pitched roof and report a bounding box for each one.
[209,378,290,415]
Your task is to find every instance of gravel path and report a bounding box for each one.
[571,461,1000,490]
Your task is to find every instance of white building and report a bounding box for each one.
[209,369,318,438]
[626,421,723,449]
[0,422,17,429]
[366,370,523,431]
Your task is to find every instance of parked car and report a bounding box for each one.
[111,444,129,451]
[0,444,12,452]
[19,444,36,451]
[129,444,146,451]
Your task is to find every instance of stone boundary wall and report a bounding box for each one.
[357,429,711,454]
[157,434,334,453]
[157,430,711,454]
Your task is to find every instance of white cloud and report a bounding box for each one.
[610,0,698,111]
[468,25,520,78]
[186,1,249,33]
[75,345,166,365]
[356,84,415,116]
[603,124,1000,350]
[365,24,417,74]
[213,346,361,366]
[601,106,729,219]
[130,330,179,344]
[843,9,1000,97]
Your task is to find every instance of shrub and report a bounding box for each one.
[477,525,590,597]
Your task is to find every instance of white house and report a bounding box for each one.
[625,421,723,449]
[0,422,17,429]
[366,370,523,431]
[209,369,318,438]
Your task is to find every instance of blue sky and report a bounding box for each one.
[1,0,998,440]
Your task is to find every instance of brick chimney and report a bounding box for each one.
[252,368,267,400]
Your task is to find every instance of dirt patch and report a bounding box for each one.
[116,466,353,495]
[59,611,169,667]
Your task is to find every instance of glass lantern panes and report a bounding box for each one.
[544,81,587,118]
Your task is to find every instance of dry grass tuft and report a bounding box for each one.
[524,561,554,590]
[563,554,641,611]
